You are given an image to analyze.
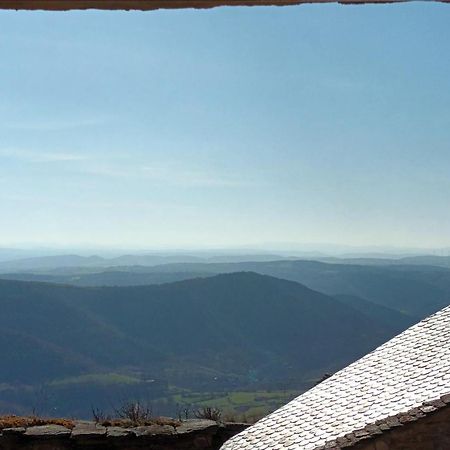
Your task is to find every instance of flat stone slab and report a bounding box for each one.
[176,419,218,434]
[2,427,26,435]
[133,424,176,436]
[106,426,134,438]
[71,422,107,438]
[25,425,71,437]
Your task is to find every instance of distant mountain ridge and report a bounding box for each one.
[0,253,295,272]
[315,255,450,267]
[4,259,449,319]
[3,251,450,274]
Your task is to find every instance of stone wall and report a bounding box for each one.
[0,419,248,450]
[355,406,450,450]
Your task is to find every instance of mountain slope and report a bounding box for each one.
[333,294,415,332]
[0,280,164,383]
[79,272,399,375]
[4,260,450,321]
[0,273,408,386]
[90,260,450,319]
[0,272,421,416]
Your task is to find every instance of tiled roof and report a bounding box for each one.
[222,305,450,450]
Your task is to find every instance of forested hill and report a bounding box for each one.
[0,272,413,414]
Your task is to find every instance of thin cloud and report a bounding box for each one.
[0,148,89,163]
[140,165,247,188]
[83,166,131,178]
[1,149,258,188]
[82,163,254,188]
[3,116,109,132]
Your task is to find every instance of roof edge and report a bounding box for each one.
[315,393,450,450]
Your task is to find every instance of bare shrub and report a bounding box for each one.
[194,406,222,422]
[113,401,152,425]
[91,406,110,424]
[176,404,191,421]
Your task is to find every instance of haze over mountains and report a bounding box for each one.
[0,253,296,272]
[2,256,450,318]
[1,248,450,272]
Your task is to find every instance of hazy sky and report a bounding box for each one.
[1,3,450,249]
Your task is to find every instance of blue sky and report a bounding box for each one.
[0,3,449,250]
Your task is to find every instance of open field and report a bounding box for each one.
[170,389,302,422]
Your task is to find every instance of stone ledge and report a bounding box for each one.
[0,420,249,450]
[0,0,449,11]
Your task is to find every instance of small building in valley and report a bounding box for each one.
[222,305,450,450]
